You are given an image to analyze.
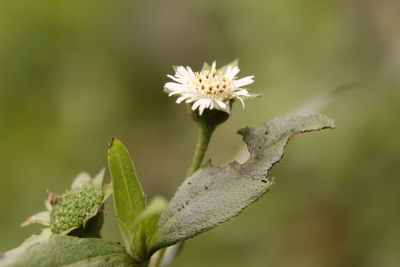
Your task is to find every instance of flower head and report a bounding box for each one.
[164,61,257,115]
[21,169,112,235]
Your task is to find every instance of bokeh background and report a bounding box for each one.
[1,0,399,266]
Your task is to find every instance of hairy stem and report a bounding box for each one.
[153,123,215,267]
[186,123,215,178]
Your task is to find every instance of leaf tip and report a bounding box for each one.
[236,126,249,136]
[315,113,336,129]
[328,120,336,129]
[108,137,116,149]
[108,138,125,155]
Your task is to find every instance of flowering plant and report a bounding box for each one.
[0,60,334,267]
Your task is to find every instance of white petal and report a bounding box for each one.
[176,66,192,80]
[236,96,245,107]
[211,61,216,72]
[168,91,179,96]
[185,97,196,103]
[167,74,185,84]
[199,103,206,115]
[216,100,227,109]
[176,95,189,103]
[204,98,213,108]
[192,99,202,111]
[225,66,240,79]
[210,101,214,109]
[233,76,254,87]
[199,99,212,114]
[186,66,196,77]
[232,89,251,96]
[164,82,186,90]
[174,66,187,80]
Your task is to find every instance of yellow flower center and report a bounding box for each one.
[190,69,233,100]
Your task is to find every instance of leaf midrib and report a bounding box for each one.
[116,151,135,223]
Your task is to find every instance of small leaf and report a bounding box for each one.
[103,183,113,203]
[71,169,105,190]
[136,197,168,251]
[71,173,92,190]
[133,196,168,228]
[0,234,135,267]
[21,211,50,227]
[93,168,106,187]
[150,113,335,251]
[218,59,239,75]
[108,138,146,257]
[200,62,211,72]
[131,196,168,260]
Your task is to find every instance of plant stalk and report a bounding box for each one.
[153,123,215,267]
[186,123,215,178]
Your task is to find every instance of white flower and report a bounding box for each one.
[164,61,257,115]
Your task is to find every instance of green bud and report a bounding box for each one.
[50,185,104,234]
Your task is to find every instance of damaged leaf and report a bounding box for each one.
[150,113,335,251]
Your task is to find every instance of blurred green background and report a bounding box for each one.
[1,0,399,266]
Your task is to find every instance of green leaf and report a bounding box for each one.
[201,60,239,74]
[71,172,93,190]
[0,234,136,267]
[103,184,113,203]
[218,59,239,75]
[200,62,211,72]
[150,113,335,251]
[0,229,52,266]
[71,169,105,190]
[108,138,146,258]
[20,210,50,227]
[129,196,168,260]
[93,168,106,187]
[135,197,168,252]
[133,196,167,228]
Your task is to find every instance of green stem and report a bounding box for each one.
[186,123,215,178]
[152,124,216,267]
